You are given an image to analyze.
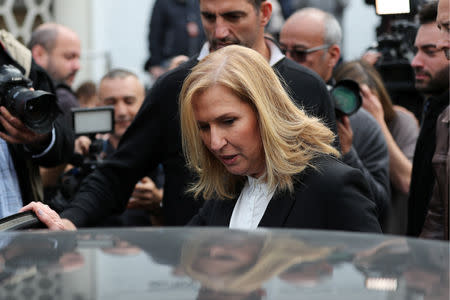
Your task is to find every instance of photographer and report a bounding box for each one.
[0,30,73,218]
[279,8,390,222]
[70,69,164,226]
[29,23,82,200]
[334,60,419,235]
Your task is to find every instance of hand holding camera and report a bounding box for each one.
[0,105,50,149]
[42,106,114,212]
[360,84,385,123]
[74,135,92,156]
[336,115,354,155]
[74,133,109,157]
[0,64,60,150]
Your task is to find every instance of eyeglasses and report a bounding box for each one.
[279,44,331,62]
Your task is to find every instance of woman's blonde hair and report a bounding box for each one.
[180,45,339,200]
[181,231,334,293]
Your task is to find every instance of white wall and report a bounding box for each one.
[342,0,380,61]
[90,0,155,87]
[54,0,155,89]
[54,0,93,88]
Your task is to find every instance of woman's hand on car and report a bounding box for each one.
[20,202,77,231]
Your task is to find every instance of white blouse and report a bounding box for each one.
[229,176,275,229]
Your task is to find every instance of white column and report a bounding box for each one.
[53,0,97,89]
[53,0,155,88]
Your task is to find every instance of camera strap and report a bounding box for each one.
[0,30,32,78]
[25,159,44,203]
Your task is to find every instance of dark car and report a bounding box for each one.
[0,226,448,300]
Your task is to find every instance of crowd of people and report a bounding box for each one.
[0,0,447,241]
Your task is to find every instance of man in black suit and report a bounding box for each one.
[22,0,338,229]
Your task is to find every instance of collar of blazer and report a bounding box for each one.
[209,187,296,228]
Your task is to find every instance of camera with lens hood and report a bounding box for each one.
[331,79,362,118]
[0,64,60,134]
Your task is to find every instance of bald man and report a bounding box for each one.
[29,23,81,87]
[29,23,81,197]
[29,23,81,124]
[280,8,391,223]
[74,69,164,226]
[279,7,340,83]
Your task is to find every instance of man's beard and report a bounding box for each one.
[415,65,450,95]
[48,60,77,86]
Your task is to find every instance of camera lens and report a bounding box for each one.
[0,65,60,134]
[24,95,50,124]
[9,87,59,134]
[331,79,362,116]
[333,86,358,115]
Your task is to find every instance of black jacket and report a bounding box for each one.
[144,0,205,70]
[408,90,450,236]
[189,156,382,233]
[62,56,337,226]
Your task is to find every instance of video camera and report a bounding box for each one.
[0,64,60,134]
[47,106,115,212]
[369,0,419,86]
[365,0,426,119]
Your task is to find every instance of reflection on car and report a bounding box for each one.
[0,228,448,299]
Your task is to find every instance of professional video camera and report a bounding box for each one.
[364,0,426,119]
[373,20,418,93]
[0,64,60,134]
[47,106,115,212]
[376,20,417,63]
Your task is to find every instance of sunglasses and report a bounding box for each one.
[279,44,331,62]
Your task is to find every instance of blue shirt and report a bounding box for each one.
[0,137,22,218]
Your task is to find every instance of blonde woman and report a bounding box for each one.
[180,45,381,232]
[181,231,334,297]
[20,45,381,232]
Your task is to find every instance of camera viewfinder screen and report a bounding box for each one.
[72,107,114,135]
[376,0,410,15]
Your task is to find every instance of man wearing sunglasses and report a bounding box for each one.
[280,7,391,225]
[279,8,339,83]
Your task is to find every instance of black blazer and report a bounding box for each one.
[189,156,382,233]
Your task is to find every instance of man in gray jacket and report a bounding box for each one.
[280,7,390,221]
